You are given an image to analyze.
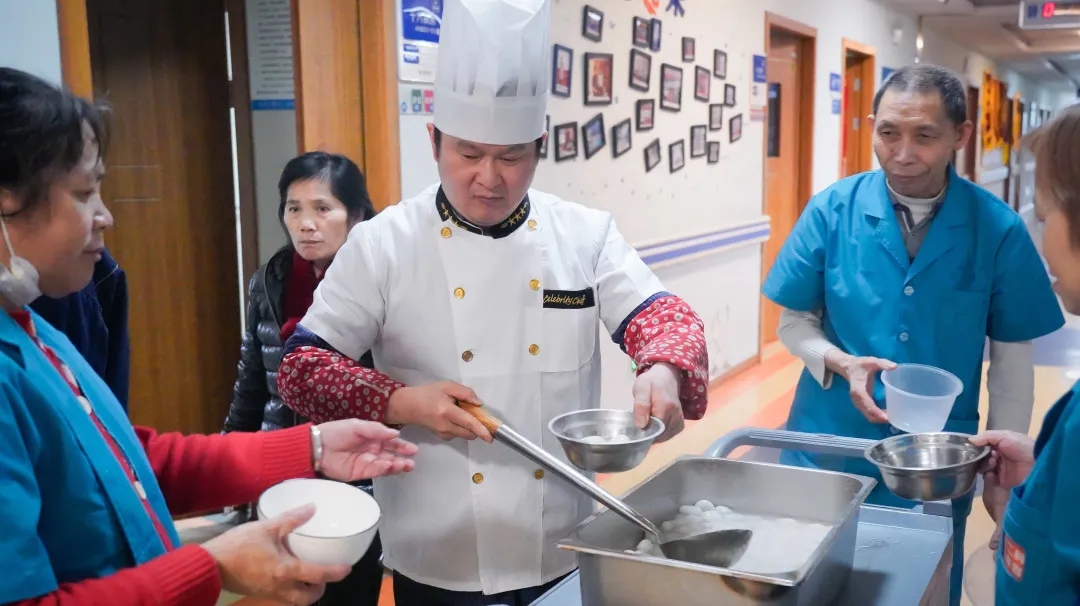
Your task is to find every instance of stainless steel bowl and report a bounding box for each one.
[864,432,990,502]
[548,409,664,473]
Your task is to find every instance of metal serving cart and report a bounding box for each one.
[530,428,954,606]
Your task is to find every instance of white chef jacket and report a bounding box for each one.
[300,184,667,594]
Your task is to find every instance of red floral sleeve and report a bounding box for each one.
[277,346,405,424]
[621,295,710,420]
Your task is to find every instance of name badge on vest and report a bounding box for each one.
[543,288,596,310]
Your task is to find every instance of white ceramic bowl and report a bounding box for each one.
[257,478,380,566]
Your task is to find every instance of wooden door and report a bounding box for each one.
[842,54,865,177]
[760,30,803,346]
[87,0,242,434]
[963,86,979,180]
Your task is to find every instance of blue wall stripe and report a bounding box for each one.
[637,220,770,253]
[251,99,296,111]
[640,226,771,266]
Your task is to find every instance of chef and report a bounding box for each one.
[276,0,710,604]
[762,64,1063,606]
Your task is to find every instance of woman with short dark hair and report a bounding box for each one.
[973,103,1080,604]
[222,151,384,605]
[0,67,416,606]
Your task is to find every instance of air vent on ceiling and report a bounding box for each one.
[969,0,1021,6]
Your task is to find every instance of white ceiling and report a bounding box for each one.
[877,0,1080,86]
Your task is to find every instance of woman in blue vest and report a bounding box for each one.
[0,68,417,605]
[762,64,1063,606]
[971,103,1080,605]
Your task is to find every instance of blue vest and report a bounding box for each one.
[995,380,1080,605]
[0,310,179,602]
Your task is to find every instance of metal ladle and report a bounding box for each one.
[458,401,753,569]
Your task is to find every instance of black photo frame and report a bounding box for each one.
[694,65,710,102]
[709,104,724,131]
[682,37,695,62]
[644,139,662,172]
[729,113,743,143]
[659,63,682,112]
[690,125,707,158]
[669,139,685,173]
[724,83,737,107]
[551,44,573,98]
[581,113,606,159]
[629,48,651,92]
[553,121,578,161]
[635,99,655,131]
[649,18,662,52]
[632,16,650,48]
[713,49,728,79]
[583,52,614,106]
[707,141,720,163]
[582,5,603,42]
[612,118,632,158]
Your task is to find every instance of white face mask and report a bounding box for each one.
[0,217,42,307]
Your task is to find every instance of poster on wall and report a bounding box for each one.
[750,54,767,122]
[399,0,443,84]
[246,0,295,110]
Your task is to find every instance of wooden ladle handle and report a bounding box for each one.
[456,400,502,434]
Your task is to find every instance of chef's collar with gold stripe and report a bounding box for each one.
[436,187,530,239]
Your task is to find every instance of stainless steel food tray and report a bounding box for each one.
[539,428,953,606]
[534,505,952,606]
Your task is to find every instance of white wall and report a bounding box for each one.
[244,0,298,262]
[0,0,63,85]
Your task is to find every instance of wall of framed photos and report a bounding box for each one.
[389,0,1073,397]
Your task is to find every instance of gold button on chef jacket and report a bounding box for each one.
[300,184,667,595]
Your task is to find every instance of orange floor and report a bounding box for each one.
[233,331,1073,606]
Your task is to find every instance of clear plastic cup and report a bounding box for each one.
[880,364,963,434]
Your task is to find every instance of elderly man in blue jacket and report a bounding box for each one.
[30,248,131,411]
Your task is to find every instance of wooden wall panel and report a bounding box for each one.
[357,0,402,211]
[56,0,93,97]
[291,0,364,165]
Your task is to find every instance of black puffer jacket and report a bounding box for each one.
[223,245,377,432]
[223,246,299,432]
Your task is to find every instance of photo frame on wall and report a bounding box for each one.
[582,5,603,42]
[540,115,550,158]
[694,66,710,102]
[632,16,650,48]
[612,118,632,158]
[708,141,720,163]
[649,18,662,52]
[584,52,614,106]
[724,83,737,107]
[729,113,743,143]
[552,44,573,98]
[713,49,728,79]
[690,125,707,158]
[554,121,578,161]
[660,64,682,112]
[582,113,606,159]
[682,37,695,62]
[629,49,651,92]
[709,103,723,130]
[636,99,655,131]
[644,139,662,172]
[669,139,686,173]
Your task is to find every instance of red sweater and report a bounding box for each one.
[14,423,316,605]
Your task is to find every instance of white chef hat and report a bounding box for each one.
[434,0,551,146]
